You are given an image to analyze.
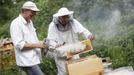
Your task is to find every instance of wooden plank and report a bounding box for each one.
[0,47,13,52]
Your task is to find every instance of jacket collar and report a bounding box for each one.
[19,14,32,25]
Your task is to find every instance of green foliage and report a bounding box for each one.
[40,57,57,75]
[0,0,18,24]
[0,63,22,75]
[107,45,128,68]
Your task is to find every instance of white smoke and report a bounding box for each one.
[104,10,121,39]
[67,0,122,40]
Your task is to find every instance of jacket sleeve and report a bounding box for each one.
[47,22,58,48]
[10,21,25,50]
[73,19,93,39]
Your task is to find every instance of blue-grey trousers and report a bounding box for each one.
[19,65,44,75]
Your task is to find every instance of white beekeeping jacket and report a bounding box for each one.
[47,15,92,48]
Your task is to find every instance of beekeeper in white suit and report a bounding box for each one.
[47,7,95,75]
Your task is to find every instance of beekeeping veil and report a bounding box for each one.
[53,7,74,32]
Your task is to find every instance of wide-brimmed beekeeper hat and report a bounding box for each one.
[53,7,74,17]
[22,1,40,11]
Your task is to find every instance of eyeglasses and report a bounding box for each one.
[30,10,36,14]
[26,9,36,15]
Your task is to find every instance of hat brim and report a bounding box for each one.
[30,8,40,11]
[53,11,73,17]
[22,7,40,11]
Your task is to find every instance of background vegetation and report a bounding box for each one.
[0,0,134,75]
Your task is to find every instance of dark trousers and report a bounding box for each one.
[19,65,44,75]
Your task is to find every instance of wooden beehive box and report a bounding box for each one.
[0,38,13,51]
[66,56,104,75]
[0,38,14,69]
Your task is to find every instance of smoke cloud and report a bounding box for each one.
[67,0,134,40]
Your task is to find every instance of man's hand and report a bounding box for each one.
[88,35,95,41]
[39,41,48,48]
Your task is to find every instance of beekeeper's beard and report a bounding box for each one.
[56,19,72,32]
[58,17,69,26]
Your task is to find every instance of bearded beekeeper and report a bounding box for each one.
[47,7,95,75]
